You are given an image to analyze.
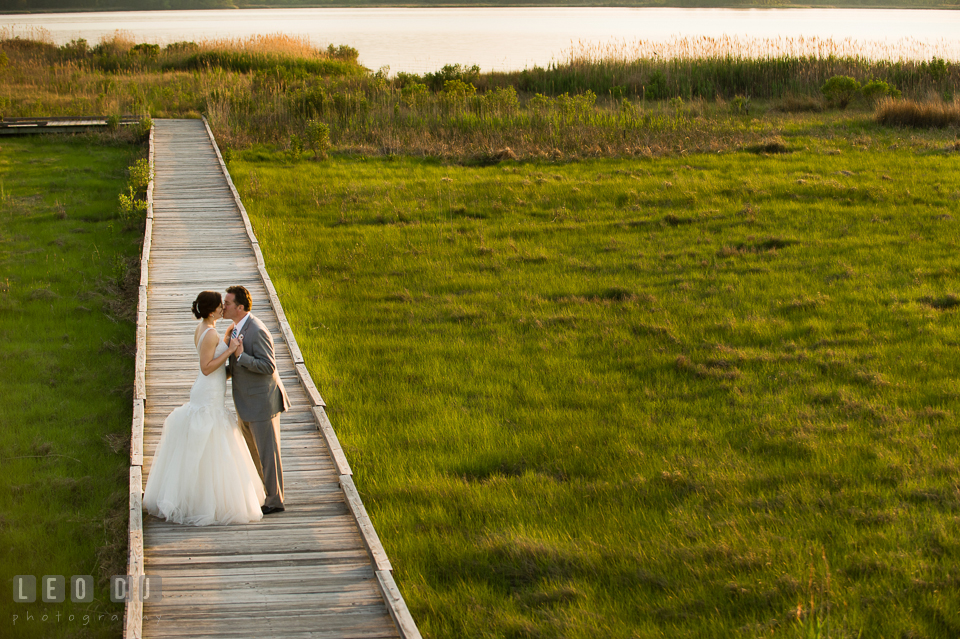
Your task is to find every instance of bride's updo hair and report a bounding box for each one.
[192,290,222,319]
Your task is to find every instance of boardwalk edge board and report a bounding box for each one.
[125,123,154,639]
[376,571,423,639]
[200,116,421,639]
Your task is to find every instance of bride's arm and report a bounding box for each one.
[199,330,236,376]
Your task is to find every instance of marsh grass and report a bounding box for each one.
[0,135,143,638]
[875,96,960,128]
[2,32,958,162]
[230,136,960,638]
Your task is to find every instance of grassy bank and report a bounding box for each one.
[0,133,144,638]
[229,133,960,637]
[1,32,958,161]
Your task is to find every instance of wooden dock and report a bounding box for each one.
[126,119,419,639]
[0,115,141,135]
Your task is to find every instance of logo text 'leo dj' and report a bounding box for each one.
[13,576,162,603]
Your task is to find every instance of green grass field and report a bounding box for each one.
[0,134,143,638]
[229,130,960,637]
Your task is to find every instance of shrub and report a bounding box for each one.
[730,95,750,115]
[304,120,330,160]
[326,44,359,63]
[425,64,481,92]
[131,43,160,58]
[482,86,519,116]
[287,133,304,160]
[395,72,424,89]
[118,186,147,226]
[821,75,861,109]
[401,82,428,109]
[128,158,152,196]
[645,70,668,100]
[861,79,901,103]
[59,38,89,60]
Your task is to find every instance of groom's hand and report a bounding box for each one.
[231,335,244,357]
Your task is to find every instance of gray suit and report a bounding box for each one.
[227,313,291,509]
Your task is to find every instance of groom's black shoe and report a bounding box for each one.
[261,505,285,515]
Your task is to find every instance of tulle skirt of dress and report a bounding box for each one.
[143,401,265,526]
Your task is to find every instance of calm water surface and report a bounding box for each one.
[2,8,958,73]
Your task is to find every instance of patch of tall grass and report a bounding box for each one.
[496,36,959,101]
[875,96,960,127]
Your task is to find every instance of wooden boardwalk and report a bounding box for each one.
[127,119,417,639]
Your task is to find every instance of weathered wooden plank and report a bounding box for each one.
[252,243,266,268]
[135,323,146,401]
[313,406,352,477]
[144,549,368,567]
[295,363,325,406]
[131,398,144,467]
[278,320,304,365]
[127,465,144,639]
[143,217,153,257]
[340,475,391,572]
[376,570,423,639]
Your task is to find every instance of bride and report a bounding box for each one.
[143,290,265,525]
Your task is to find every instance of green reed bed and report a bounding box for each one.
[494,38,960,102]
[0,134,143,638]
[228,132,960,638]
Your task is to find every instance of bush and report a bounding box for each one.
[645,70,668,100]
[304,120,330,160]
[128,158,152,196]
[425,64,481,92]
[730,95,750,115]
[118,186,148,226]
[130,43,160,58]
[59,38,89,61]
[861,79,901,103]
[326,44,359,63]
[821,76,861,109]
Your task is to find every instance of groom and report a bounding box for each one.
[223,285,291,515]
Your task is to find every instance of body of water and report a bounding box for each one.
[1,8,959,73]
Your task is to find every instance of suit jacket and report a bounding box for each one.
[227,313,291,422]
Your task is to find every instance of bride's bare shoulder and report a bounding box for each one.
[195,323,219,346]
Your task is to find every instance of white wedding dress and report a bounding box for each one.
[143,327,265,525]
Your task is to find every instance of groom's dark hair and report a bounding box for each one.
[227,285,252,312]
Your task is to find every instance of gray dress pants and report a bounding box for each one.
[238,413,284,509]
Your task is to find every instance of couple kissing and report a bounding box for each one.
[143,285,291,525]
